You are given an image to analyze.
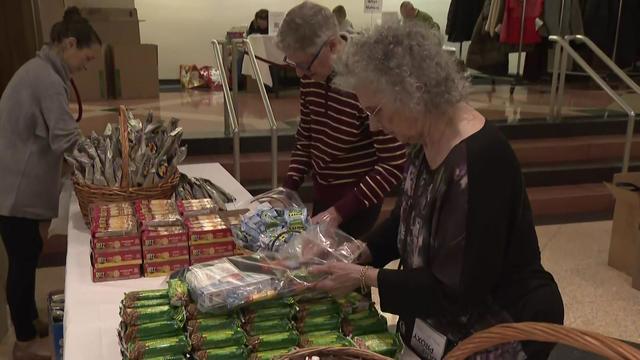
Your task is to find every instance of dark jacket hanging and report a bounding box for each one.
[446,0,487,42]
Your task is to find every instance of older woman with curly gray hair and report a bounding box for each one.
[311,24,564,360]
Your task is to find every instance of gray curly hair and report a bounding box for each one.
[334,24,468,114]
[277,1,339,55]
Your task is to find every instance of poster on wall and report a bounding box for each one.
[364,0,383,13]
[269,11,285,35]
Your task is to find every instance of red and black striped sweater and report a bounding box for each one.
[283,76,406,221]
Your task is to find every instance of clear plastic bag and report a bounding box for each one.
[179,223,365,314]
[235,188,310,252]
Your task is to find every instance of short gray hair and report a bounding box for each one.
[334,24,468,115]
[277,1,339,55]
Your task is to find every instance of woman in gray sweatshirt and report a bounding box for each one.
[0,7,100,360]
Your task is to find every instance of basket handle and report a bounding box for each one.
[119,106,130,188]
[444,322,640,360]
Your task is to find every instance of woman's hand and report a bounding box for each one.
[310,262,379,297]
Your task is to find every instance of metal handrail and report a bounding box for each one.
[241,37,278,188]
[548,36,636,172]
[211,40,241,180]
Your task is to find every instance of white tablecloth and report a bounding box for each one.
[63,163,252,360]
[242,34,285,87]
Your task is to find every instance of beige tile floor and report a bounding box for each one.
[1,221,639,359]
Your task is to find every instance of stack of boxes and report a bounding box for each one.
[89,199,240,282]
[90,203,143,282]
[179,199,237,265]
[136,200,191,277]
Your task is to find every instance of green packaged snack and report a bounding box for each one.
[244,297,295,311]
[121,305,186,326]
[190,328,247,350]
[122,298,171,309]
[188,318,242,334]
[336,292,372,314]
[193,346,249,360]
[295,314,341,334]
[346,308,380,322]
[125,289,169,303]
[296,300,341,319]
[243,306,296,323]
[293,292,331,304]
[342,315,388,337]
[168,279,190,307]
[243,318,295,336]
[248,330,300,352]
[250,347,296,360]
[186,303,235,320]
[126,335,190,360]
[143,355,186,360]
[121,320,185,344]
[300,331,354,348]
[354,333,400,358]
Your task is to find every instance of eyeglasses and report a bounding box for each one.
[365,104,382,118]
[283,38,330,74]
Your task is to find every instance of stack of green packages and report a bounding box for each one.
[118,280,190,360]
[186,305,248,360]
[295,295,353,350]
[338,292,400,357]
[241,297,300,360]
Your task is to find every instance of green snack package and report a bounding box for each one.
[243,318,295,336]
[121,320,185,344]
[190,328,247,350]
[126,335,190,360]
[346,308,380,322]
[120,305,186,326]
[168,279,190,307]
[296,300,341,319]
[296,314,341,334]
[188,317,242,334]
[122,297,171,309]
[143,355,186,360]
[243,306,296,323]
[193,346,249,360]
[186,303,234,320]
[293,292,331,304]
[250,347,296,360]
[248,330,300,352]
[125,289,169,303]
[244,297,295,311]
[300,331,354,348]
[342,315,388,337]
[353,332,400,358]
[336,292,372,314]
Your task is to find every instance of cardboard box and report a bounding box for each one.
[91,263,141,282]
[142,229,188,248]
[91,234,140,251]
[71,47,109,101]
[112,44,159,99]
[190,241,236,259]
[143,244,189,263]
[606,172,640,290]
[80,7,138,22]
[92,247,142,268]
[144,259,189,277]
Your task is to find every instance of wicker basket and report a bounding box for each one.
[276,346,392,360]
[445,322,640,360]
[73,106,180,225]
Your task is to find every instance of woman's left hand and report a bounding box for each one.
[310,262,377,297]
[311,207,343,228]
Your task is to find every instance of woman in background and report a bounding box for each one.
[247,9,269,36]
[333,5,354,34]
[0,7,101,360]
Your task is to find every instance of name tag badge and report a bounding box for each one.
[410,319,447,360]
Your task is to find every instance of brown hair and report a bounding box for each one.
[50,6,101,48]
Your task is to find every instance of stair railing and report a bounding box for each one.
[548,35,636,173]
[211,39,241,180]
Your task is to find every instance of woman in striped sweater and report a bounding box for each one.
[277,1,406,238]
